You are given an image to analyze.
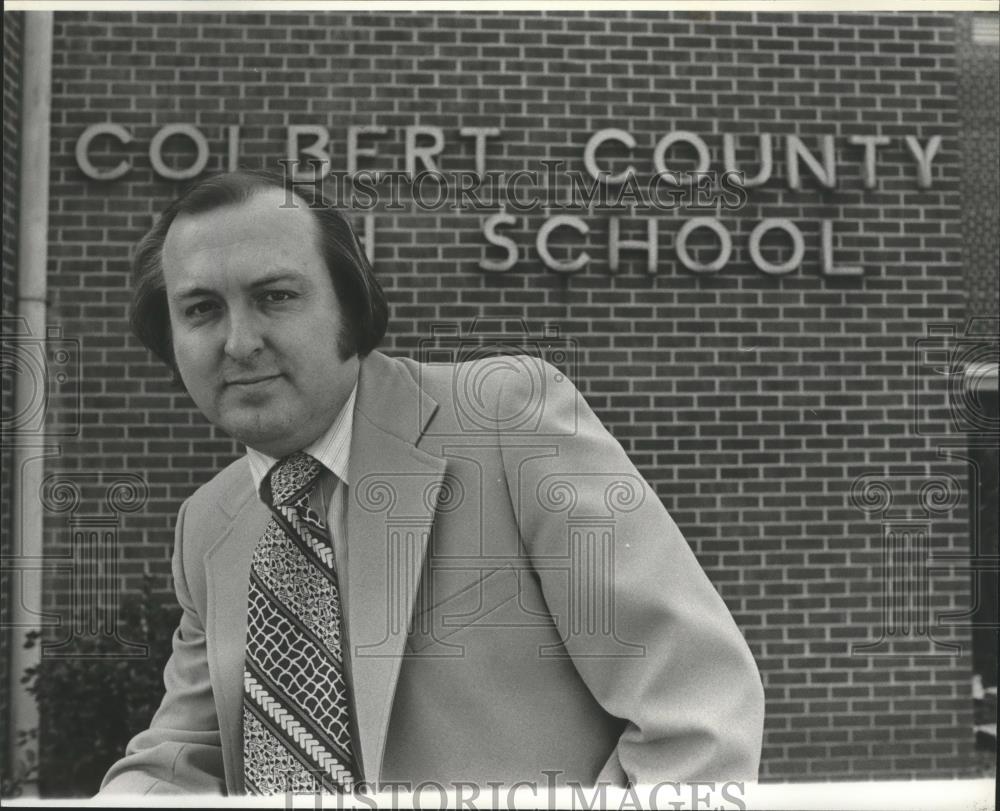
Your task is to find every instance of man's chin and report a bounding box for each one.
[218,413,292,457]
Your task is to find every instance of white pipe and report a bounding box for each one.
[8,11,53,798]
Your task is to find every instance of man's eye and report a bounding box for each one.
[185,301,219,318]
[261,290,295,304]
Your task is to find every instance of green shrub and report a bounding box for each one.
[20,577,180,798]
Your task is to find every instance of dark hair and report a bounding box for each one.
[130,169,388,374]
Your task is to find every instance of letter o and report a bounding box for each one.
[652,130,711,185]
[748,218,805,275]
[149,124,210,180]
[675,217,732,274]
[75,123,133,180]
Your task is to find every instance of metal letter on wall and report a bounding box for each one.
[748,218,805,276]
[149,124,210,181]
[75,123,132,181]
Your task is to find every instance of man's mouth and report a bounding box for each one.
[225,374,281,387]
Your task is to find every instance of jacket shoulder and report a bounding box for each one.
[391,352,562,405]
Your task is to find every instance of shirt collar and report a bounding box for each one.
[245,382,357,496]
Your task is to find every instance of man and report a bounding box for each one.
[98,169,764,796]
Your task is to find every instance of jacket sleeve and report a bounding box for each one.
[496,360,765,785]
[96,497,227,796]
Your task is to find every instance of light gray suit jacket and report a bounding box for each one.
[99,350,765,794]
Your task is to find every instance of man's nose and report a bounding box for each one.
[223,308,265,361]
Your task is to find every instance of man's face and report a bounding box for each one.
[162,188,360,459]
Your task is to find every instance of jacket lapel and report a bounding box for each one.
[204,477,269,794]
[346,351,445,785]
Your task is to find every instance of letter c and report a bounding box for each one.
[583,128,637,185]
[536,215,590,274]
[75,123,132,180]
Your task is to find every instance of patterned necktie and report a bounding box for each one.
[242,451,357,795]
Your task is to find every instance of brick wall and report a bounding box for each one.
[1,9,24,783]
[38,10,991,781]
